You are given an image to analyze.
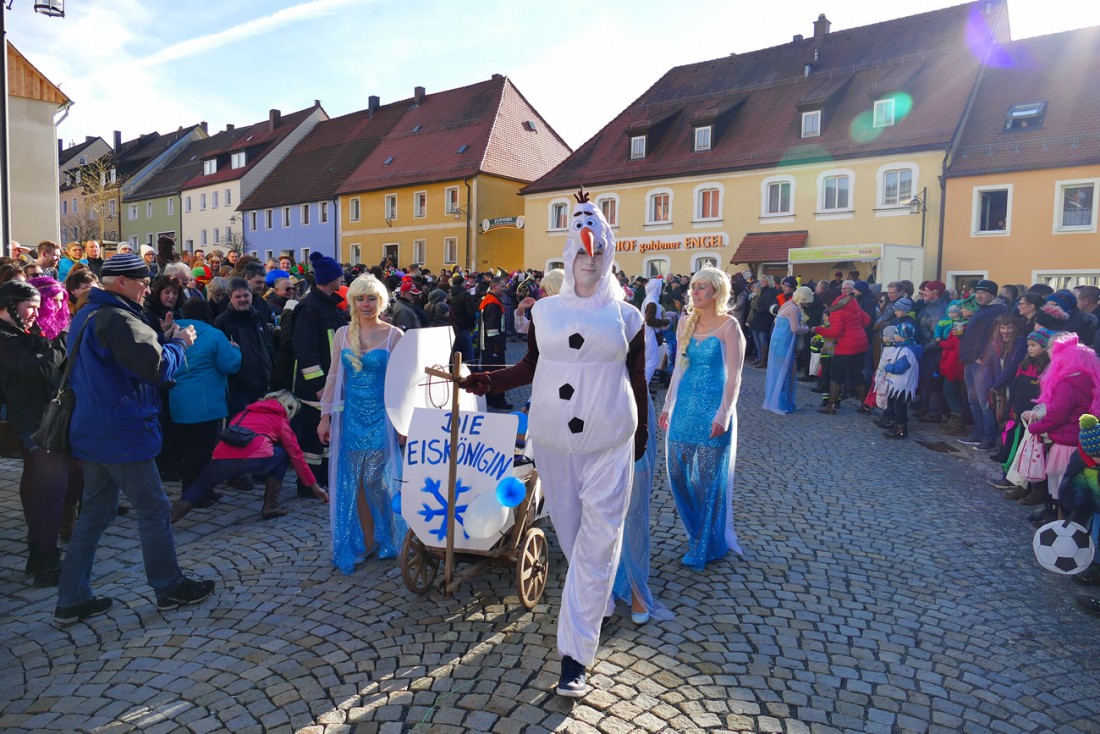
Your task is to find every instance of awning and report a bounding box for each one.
[730,231,808,264]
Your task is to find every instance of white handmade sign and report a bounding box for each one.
[401,407,519,551]
[384,326,483,437]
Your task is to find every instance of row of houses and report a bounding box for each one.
[51,0,1099,289]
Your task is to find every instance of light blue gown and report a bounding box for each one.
[667,335,743,570]
[762,308,803,415]
[331,347,406,574]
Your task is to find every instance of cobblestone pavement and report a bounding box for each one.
[2,339,1100,734]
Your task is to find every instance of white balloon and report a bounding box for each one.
[463,491,509,540]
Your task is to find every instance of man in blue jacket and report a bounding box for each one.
[55,253,215,626]
[958,279,1009,452]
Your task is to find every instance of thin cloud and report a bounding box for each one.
[140,0,365,66]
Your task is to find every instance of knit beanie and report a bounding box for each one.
[1080,414,1100,457]
[265,269,290,287]
[1041,290,1077,321]
[893,296,914,313]
[101,253,150,279]
[853,280,871,295]
[1026,327,1056,349]
[309,251,342,286]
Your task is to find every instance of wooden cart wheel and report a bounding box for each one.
[516,527,548,609]
[400,529,438,594]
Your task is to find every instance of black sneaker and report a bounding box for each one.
[973,441,997,452]
[556,655,589,698]
[156,577,215,611]
[54,596,113,626]
[1072,566,1100,588]
[1075,594,1100,617]
[987,478,1016,490]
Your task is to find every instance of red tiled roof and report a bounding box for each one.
[524,1,1005,194]
[336,76,570,195]
[181,105,320,190]
[127,127,251,202]
[731,231,808,263]
[948,26,1100,176]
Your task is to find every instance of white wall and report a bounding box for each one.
[8,97,60,246]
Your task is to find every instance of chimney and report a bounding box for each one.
[314,99,321,108]
[414,86,425,105]
[368,95,380,116]
[269,108,281,130]
[200,120,208,133]
[58,138,64,157]
[85,135,95,143]
[793,34,803,42]
[113,130,122,151]
[491,73,503,80]
[813,13,831,39]
[226,124,235,132]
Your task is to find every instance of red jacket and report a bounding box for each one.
[212,399,317,486]
[938,332,964,382]
[1028,373,1094,447]
[814,295,870,355]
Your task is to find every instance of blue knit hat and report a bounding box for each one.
[853,280,871,295]
[893,296,914,313]
[264,269,290,287]
[101,253,149,279]
[1080,414,1100,457]
[309,252,342,286]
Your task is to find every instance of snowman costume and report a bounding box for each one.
[463,191,647,682]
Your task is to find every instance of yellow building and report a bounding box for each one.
[523,3,1009,284]
[337,76,570,272]
[942,27,1100,291]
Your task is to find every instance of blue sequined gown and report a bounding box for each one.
[332,347,406,574]
[667,336,742,570]
[762,309,802,414]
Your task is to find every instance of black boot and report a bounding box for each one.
[817,383,840,414]
[884,423,908,439]
[31,549,62,587]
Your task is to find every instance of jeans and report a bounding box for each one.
[181,447,290,505]
[750,330,768,360]
[963,361,996,444]
[57,459,183,606]
[453,329,474,365]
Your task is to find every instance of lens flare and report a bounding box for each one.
[849,111,883,144]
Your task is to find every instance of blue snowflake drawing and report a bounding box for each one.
[417,477,472,542]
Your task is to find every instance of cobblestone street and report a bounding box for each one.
[2,341,1100,734]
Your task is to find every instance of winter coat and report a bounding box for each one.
[215,306,273,401]
[959,301,1009,365]
[989,335,1027,390]
[938,331,964,382]
[1028,372,1095,446]
[1009,358,1045,418]
[168,319,242,425]
[916,296,948,345]
[67,288,187,463]
[814,295,870,355]
[748,287,779,331]
[0,320,64,436]
[290,288,348,400]
[211,399,316,486]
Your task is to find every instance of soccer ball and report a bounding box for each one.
[1033,520,1095,575]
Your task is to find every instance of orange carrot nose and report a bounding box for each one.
[580,227,595,257]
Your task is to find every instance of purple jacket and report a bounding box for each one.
[1028,372,1093,446]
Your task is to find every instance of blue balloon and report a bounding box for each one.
[496,476,527,508]
[390,492,402,515]
[510,411,529,435]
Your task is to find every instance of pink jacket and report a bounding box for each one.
[1028,372,1093,447]
[213,399,317,486]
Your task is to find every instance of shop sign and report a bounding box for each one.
[481,216,525,232]
[788,244,883,262]
[615,233,728,254]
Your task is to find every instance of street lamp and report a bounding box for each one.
[909,186,927,249]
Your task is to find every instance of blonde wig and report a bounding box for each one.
[677,267,731,368]
[345,273,391,372]
[541,268,564,297]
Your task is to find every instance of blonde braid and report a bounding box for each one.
[677,305,701,371]
[346,315,363,372]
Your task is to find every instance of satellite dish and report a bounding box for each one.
[384,326,484,435]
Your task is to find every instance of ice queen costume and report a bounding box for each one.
[467,193,648,668]
[320,325,407,574]
[763,301,809,414]
[664,308,746,569]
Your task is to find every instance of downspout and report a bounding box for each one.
[464,177,472,271]
[1,13,11,256]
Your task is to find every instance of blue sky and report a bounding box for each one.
[8,0,1100,152]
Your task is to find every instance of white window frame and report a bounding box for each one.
[692,253,721,271]
[213,228,220,244]
[109,199,117,217]
[282,206,291,228]
[443,237,457,265]
[320,201,329,223]
[548,199,570,231]
[166,198,174,216]
[414,191,427,218]
[596,194,619,227]
[642,255,670,278]
[693,183,723,223]
[249,211,257,230]
[200,193,207,211]
[185,239,194,252]
[230,151,246,169]
[413,239,426,265]
[264,209,273,229]
[875,162,919,213]
[184,196,192,214]
[382,243,399,264]
[817,169,855,215]
[873,98,896,128]
[349,244,361,264]
[146,201,154,218]
[646,188,673,226]
[1031,269,1100,290]
[211,191,219,209]
[630,135,646,160]
[802,110,822,138]
[350,197,361,222]
[225,189,232,207]
[444,186,459,214]
[1053,178,1099,234]
[301,203,310,226]
[127,204,138,221]
[971,184,1012,236]
[301,248,311,265]
[61,200,67,215]
[129,235,138,247]
[760,175,795,218]
[226,227,232,244]
[203,159,216,176]
[201,229,208,246]
[385,194,397,221]
[693,126,712,152]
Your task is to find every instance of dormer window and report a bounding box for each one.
[203,159,216,175]
[693,126,712,152]
[630,135,646,159]
[1004,101,1046,131]
[873,98,896,128]
[801,110,821,138]
[230,151,246,169]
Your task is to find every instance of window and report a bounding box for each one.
[129,235,138,246]
[597,195,618,227]
[696,187,721,220]
[250,211,257,230]
[413,239,426,265]
[282,206,291,227]
[647,191,671,224]
[320,202,329,223]
[185,239,193,252]
[693,254,720,271]
[184,196,192,214]
[167,198,174,216]
[1004,102,1046,131]
[763,178,793,215]
[385,194,397,220]
[643,256,669,277]
[264,209,273,229]
[445,186,459,214]
[211,191,219,209]
[1057,181,1097,231]
[79,155,87,165]
[973,186,1010,233]
[72,197,78,213]
[350,244,361,264]
[873,98,896,128]
[200,193,207,211]
[630,135,646,159]
[230,151,246,169]
[61,200,67,215]
[225,227,232,244]
[802,110,821,138]
[414,191,427,218]
[882,168,913,206]
[90,208,97,221]
[109,169,116,184]
[301,248,311,264]
[143,201,151,218]
[301,204,310,225]
[128,204,138,221]
[225,189,231,207]
[203,159,216,175]
[443,237,457,265]
[350,197,361,222]
[213,228,220,244]
[549,201,568,230]
[694,126,712,152]
[383,243,399,263]
[108,200,117,217]
[201,229,208,246]
[822,174,851,211]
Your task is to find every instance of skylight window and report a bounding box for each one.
[412,124,422,132]
[384,156,395,165]
[457,144,469,154]
[1004,101,1047,131]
